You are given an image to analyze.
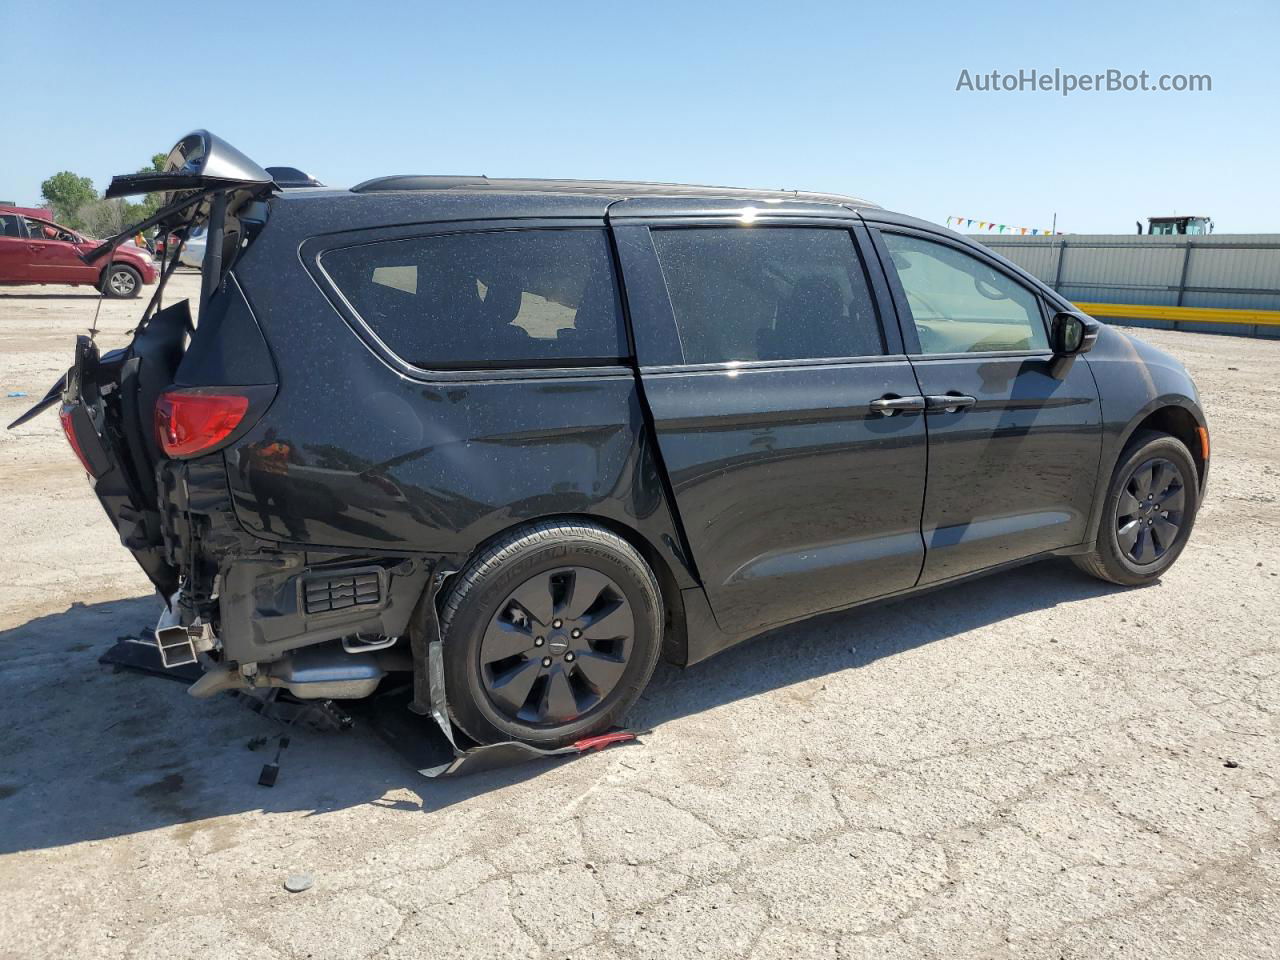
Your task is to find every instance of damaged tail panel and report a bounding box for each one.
[15,130,434,702]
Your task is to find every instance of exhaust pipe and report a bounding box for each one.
[154,605,196,668]
[154,592,215,668]
[188,640,408,700]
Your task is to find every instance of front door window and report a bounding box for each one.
[882,233,1049,354]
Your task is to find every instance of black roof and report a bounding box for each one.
[349,175,876,208]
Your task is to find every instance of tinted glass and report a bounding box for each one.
[650,227,883,364]
[0,215,22,238]
[322,229,624,368]
[882,233,1048,354]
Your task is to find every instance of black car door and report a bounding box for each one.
[867,221,1103,584]
[612,205,929,636]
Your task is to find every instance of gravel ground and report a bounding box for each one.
[1,275,1277,960]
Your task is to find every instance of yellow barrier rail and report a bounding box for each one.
[1073,301,1280,328]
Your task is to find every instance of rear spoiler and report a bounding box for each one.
[105,130,274,203]
[83,130,275,265]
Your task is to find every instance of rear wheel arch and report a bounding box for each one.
[433,515,669,746]
[443,513,689,666]
[568,514,689,666]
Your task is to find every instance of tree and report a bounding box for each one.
[38,152,167,235]
[76,198,138,239]
[134,153,169,219]
[40,172,96,229]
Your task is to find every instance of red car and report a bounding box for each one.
[153,231,181,258]
[0,206,157,298]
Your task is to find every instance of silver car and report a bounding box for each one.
[179,226,206,268]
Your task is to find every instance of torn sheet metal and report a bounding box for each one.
[418,613,643,777]
[417,729,641,778]
[99,630,201,683]
[100,625,644,780]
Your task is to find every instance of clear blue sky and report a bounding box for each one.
[3,0,1277,233]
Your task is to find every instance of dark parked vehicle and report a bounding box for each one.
[152,231,180,259]
[12,132,1209,748]
[0,206,157,297]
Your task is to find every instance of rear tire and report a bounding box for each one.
[1073,430,1199,586]
[101,264,142,299]
[436,521,663,748]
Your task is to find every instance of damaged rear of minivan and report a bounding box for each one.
[12,131,693,759]
[14,132,433,703]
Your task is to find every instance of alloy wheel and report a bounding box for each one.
[109,269,136,295]
[479,566,634,726]
[1116,456,1186,565]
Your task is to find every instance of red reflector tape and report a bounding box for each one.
[572,731,638,753]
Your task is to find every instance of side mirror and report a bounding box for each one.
[1051,311,1099,357]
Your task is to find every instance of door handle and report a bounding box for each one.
[869,395,926,416]
[27,244,40,252]
[924,393,977,413]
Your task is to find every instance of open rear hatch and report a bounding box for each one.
[55,314,191,596]
[8,130,278,602]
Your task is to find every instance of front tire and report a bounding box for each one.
[1073,430,1200,585]
[101,264,142,299]
[436,521,663,748]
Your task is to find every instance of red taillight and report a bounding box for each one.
[59,404,95,474]
[155,391,250,458]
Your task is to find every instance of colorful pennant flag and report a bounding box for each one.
[946,216,1062,236]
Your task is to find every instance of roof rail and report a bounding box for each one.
[351,175,492,192]
[348,175,875,207]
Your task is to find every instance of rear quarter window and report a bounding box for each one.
[321,228,626,369]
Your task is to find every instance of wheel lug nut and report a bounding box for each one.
[571,628,582,639]
[534,636,544,647]
[552,619,563,629]
[565,652,575,662]
[541,657,552,668]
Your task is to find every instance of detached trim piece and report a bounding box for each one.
[419,728,643,779]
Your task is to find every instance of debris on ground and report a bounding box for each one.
[283,873,314,893]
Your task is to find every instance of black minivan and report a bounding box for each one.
[17,132,1209,749]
